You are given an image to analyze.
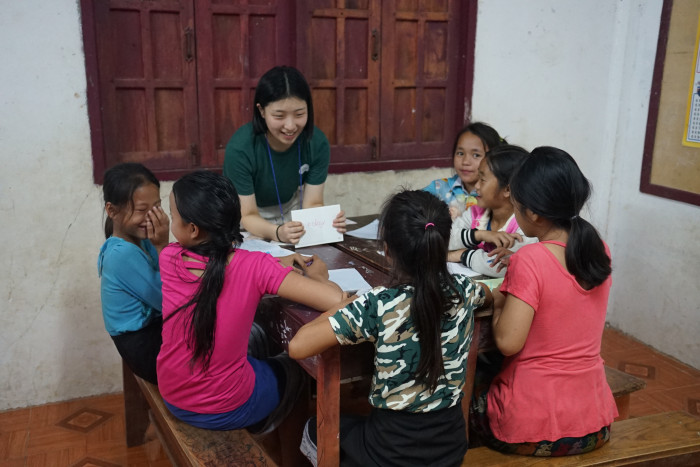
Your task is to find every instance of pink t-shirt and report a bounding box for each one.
[488,241,618,443]
[156,244,291,414]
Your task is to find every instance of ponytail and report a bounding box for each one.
[566,215,611,289]
[104,217,114,239]
[379,190,461,391]
[510,147,611,289]
[180,243,229,370]
[171,171,243,371]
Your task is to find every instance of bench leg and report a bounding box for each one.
[614,394,630,421]
[122,360,151,447]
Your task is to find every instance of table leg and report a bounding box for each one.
[316,346,341,466]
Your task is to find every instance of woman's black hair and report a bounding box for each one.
[172,171,244,371]
[102,163,160,239]
[379,189,462,392]
[509,147,611,289]
[252,66,315,142]
[452,121,505,157]
[484,144,530,189]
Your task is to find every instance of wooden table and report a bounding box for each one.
[334,214,389,273]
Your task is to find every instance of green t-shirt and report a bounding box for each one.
[329,274,486,413]
[223,122,330,208]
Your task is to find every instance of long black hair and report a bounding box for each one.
[102,163,159,239]
[171,171,244,371]
[379,189,461,392]
[252,65,315,142]
[509,147,611,289]
[484,144,530,189]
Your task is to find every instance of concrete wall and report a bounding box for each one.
[1,0,697,411]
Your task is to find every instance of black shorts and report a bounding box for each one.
[111,316,162,384]
[303,404,467,467]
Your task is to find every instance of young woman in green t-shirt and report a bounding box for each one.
[223,66,346,244]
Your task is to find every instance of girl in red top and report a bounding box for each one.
[472,146,617,456]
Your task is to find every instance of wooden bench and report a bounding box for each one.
[122,362,278,466]
[606,365,647,421]
[462,411,700,466]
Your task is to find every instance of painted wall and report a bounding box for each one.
[1,0,696,411]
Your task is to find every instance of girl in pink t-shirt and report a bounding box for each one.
[156,171,344,458]
[472,147,617,457]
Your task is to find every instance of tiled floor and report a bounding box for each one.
[1,326,699,466]
[600,327,700,418]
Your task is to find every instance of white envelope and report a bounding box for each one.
[291,204,344,247]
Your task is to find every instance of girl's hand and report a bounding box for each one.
[277,221,305,244]
[333,210,347,233]
[447,248,466,263]
[488,247,513,272]
[477,230,522,249]
[304,254,329,281]
[448,201,465,220]
[279,253,313,275]
[146,206,169,252]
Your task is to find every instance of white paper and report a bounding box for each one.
[346,219,379,240]
[446,261,481,277]
[238,237,294,257]
[328,268,372,294]
[291,204,343,247]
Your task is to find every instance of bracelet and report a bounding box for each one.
[460,249,470,266]
[275,224,282,242]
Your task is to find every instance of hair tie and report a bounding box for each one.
[570,215,578,221]
[424,222,435,230]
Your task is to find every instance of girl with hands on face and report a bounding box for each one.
[98,163,169,384]
[223,66,346,244]
[448,145,537,277]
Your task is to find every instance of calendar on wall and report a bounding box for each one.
[683,14,700,147]
[641,0,700,207]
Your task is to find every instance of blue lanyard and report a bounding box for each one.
[266,137,303,223]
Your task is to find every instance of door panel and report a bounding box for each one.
[380,0,459,163]
[196,0,294,168]
[94,0,197,175]
[297,0,381,168]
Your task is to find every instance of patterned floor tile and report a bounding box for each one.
[57,408,114,433]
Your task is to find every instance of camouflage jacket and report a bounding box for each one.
[329,274,486,412]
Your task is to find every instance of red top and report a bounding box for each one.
[488,241,618,442]
[157,244,291,413]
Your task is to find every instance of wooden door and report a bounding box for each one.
[93,0,198,178]
[85,0,472,181]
